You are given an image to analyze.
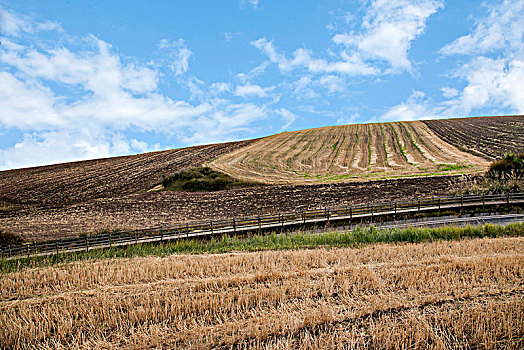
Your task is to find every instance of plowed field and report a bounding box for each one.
[2,236,522,349]
[0,140,253,208]
[424,115,524,160]
[0,115,520,241]
[2,175,471,241]
[209,121,489,184]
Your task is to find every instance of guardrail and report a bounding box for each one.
[2,192,524,259]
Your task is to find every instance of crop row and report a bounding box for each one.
[424,115,524,160]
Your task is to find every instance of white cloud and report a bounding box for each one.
[438,0,524,115]
[382,0,524,122]
[234,83,272,98]
[0,5,63,37]
[440,87,459,98]
[183,103,267,144]
[235,61,269,83]
[0,8,270,169]
[157,38,192,75]
[252,0,442,79]
[447,57,524,114]
[381,90,441,121]
[440,0,524,56]
[240,0,260,9]
[318,75,344,93]
[0,129,163,170]
[275,108,297,131]
[251,37,378,76]
[334,0,443,71]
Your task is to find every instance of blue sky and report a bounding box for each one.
[0,0,523,170]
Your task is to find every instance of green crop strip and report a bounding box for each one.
[367,125,372,169]
[389,123,411,164]
[379,124,390,167]
[349,125,360,166]
[399,122,425,156]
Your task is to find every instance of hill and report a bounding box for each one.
[209,120,489,184]
[0,115,522,241]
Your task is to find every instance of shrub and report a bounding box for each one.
[161,167,256,192]
[487,153,524,181]
[0,230,23,247]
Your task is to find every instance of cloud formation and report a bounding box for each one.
[382,0,524,120]
[0,7,275,169]
[334,0,443,71]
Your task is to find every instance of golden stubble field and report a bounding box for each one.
[210,121,489,184]
[1,236,523,349]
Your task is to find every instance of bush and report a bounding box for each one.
[487,153,524,181]
[0,230,23,247]
[161,167,256,192]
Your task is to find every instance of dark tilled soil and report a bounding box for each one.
[423,115,524,160]
[1,174,476,241]
[0,140,255,207]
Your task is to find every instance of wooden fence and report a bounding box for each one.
[2,192,524,259]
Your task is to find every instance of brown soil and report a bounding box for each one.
[424,115,524,160]
[0,140,254,208]
[1,174,475,241]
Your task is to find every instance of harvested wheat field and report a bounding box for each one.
[209,121,489,184]
[1,236,523,349]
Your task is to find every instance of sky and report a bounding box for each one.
[0,0,523,170]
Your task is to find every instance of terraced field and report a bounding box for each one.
[424,115,524,160]
[210,121,489,184]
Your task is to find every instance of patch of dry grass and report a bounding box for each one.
[1,237,523,349]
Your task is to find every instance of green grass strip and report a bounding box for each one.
[1,222,523,274]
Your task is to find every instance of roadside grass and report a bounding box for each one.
[2,222,523,274]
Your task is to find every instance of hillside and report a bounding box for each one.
[0,115,522,241]
[0,140,253,208]
[209,120,489,184]
[423,115,524,159]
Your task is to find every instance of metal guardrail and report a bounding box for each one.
[2,192,524,259]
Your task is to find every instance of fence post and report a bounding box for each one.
[350,207,352,219]
[210,221,213,234]
[482,194,485,209]
[27,245,30,259]
[394,202,397,215]
[371,204,374,221]
[507,193,510,206]
[109,232,112,248]
[438,197,441,212]
[418,200,421,212]
[258,216,261,230]
[135,230,138,244]
[461,195,463,210]
[186,223,189,238]
[85,237,89,252]
[55,241,59,256]
[233,218,236,233]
